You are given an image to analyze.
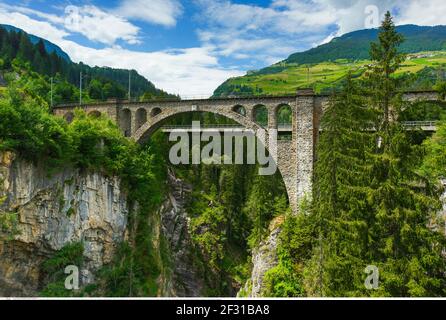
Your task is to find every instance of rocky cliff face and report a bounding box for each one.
[0,152,128,296]
[0,151,287,297]
[239,216,283,297]
[0,152,207,297]
[158,169,205,297]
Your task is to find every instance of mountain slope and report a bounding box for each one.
[213,25,446,97]
[286,25,446,65]
[0,24,175,101]
[1,24,70,61]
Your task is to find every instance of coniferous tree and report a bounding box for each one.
[311,74,376,296]
[364,12,445,297]
[306,12,446,297]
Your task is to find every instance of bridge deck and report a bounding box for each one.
[159,121,439,133]
[52,90,441,109]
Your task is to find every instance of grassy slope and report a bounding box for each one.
[214,51,446,96]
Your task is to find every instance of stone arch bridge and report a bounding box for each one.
[53,90,441,212]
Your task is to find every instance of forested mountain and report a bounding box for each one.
[1,24,70,61]
[214,25,446,97]
[286,25,446,65]
[0,24,175,103]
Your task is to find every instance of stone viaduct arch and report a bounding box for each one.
[52,90,442,213]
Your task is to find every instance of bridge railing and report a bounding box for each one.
[159,121,437,131]
[160,123,293,130]
[160,124,243,129]
[400,121,438,128]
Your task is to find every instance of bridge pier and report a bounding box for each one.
[294,94,315,210]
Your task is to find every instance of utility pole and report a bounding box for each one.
[128,70,131,101]
[50,77,53,109]
[79,71,83,106]
[307,66,310,85]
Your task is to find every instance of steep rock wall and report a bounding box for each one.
[158,169,205,297]
[0,152,128,296]
[239,216,283,297]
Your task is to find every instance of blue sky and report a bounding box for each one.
[0,0,445,96]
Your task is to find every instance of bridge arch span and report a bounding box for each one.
[64,112,75,124]
[134,105,264,143]
[232,105,246,116]
[150,107,162,117]
[119,108,132,137]
[276,104,293,128]
[133,105,299,211]
[135,108,147,130]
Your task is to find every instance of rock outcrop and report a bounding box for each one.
[158,169,204,297]
[0,151,287,298]
[0,154,206,297]
[0,152,128,296]
[239,216,283,297]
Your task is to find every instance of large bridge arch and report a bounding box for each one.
[134,105,265,142]
[132,105,299,212]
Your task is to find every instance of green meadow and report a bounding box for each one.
[215,51,446,96]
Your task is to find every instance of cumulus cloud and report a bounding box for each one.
[195,0,446,66]
[62,42,242,96]
[0,3,239,97]
[64,5,141,45]
[0,9,68,43]
[115,0,183,27]
[396,0,446,26]
[1,0,446,97]
[0,3,141,46]
[194,0,340,65]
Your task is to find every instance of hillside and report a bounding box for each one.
[0,24,175,102]
[287,25,446,65]
[1,24,71,61]
[213,25,446,96]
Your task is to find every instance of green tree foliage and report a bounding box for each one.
[40,243,84,297]
[262,213,313,297]
[0,66,170,297]
[309,74,377,297]
[267,12,446,297]
[363,12,445,297]
[176,141,288,296]
[434,81,446,100]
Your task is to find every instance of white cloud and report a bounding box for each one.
[0,3,141,46]
[0,4,239,97]
[115,0,182,27]
[55,41,242,97]
[64,5,141,45]
[396,0,446,26]
[195,0,446,65]
[2,0,446,97]
[194,0,339,65]
[0,9,68,43]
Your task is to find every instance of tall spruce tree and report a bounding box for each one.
[307,12,446,297]
[364,12,445,297]
[311,73,376,296]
